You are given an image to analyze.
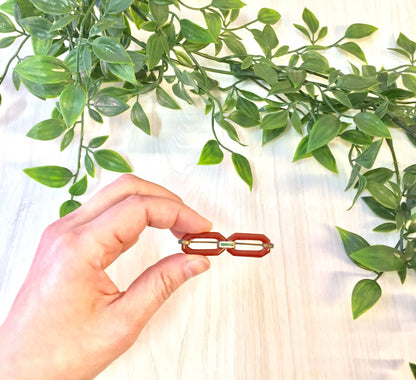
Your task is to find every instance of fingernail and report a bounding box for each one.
[184,257,210,279]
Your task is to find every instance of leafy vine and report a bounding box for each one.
[1,0,416,331]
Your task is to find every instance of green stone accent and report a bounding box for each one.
[218,241,235,248]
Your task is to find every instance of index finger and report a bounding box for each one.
[79,194,212,269]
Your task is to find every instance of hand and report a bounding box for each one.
[0,174,212,380]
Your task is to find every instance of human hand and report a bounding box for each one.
[0,174,212,380]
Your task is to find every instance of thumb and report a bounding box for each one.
[117,253,210,330]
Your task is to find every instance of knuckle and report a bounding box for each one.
[117,173,139,186]
[154,271,179,303]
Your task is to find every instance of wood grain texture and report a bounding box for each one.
[1,0,416,379]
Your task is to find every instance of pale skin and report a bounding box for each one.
[0,174,212,379]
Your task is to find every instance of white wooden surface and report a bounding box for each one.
[1,0,416,379]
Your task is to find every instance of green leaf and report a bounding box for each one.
[344,23,377,39]
[257,8,280,25]
[363,168,394,184]
[85,153,95,178]
[60,128,74,151]
[15,55,71,84]
[402,74,416,93]
[88,135,109,148]
[59,200,81,217]
[286,69,306,87]
[366,182,398,210]
[337,74,379,91]
[215,115,240,143]
[232,153,253,190]
[262,127,286,146]
[312,145,338,173]
[156,86,181,109]
[69,174,87,196]
[409,363,416,378]
[28,0,72,15]
[331,90,353,108]
[204,11,222,37]
[0,11,15,32]
[294,23,310,40]
[397,33,416,55]
[105,0,134,14]
[92,36,132,64]
[211,0,245,10]
[228,110,259,127]
[302,8,319,34]
[307,114,340,152]
[0,0,14,15]
[93,149,132,173]
[373,222,396,233]
[361,196,395,220]
[338,42,367,63]
[263,24,278,49]
[0,35,16,48]
[317,26,328,41]
[223,36,247,55]
[107,63,137,84]
[340,130,372,145]
[26,118,66,141]
[253,62,278,85]
[59,84,86,127]
[94,94,129,116]
[336,226,370,268]
[180,19,215,44]
[292,136,312,162]
[260,110,288,130]
[350,245,404,272]
[354,139,382,169]
[198,140,223,165]
[351,279,382,319]
[89,108,103,123]
[146,33,167,69]
[300,51,329,73]
[131,101,151,135]
[354,112,391,138]
[23,165,73,188]
[236,96,259,121]
[49,14,76,32]
[290,109,302,134]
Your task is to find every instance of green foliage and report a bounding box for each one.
[1,1,416,338]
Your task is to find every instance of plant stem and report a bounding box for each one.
[0,35,30,85]
[386,138,401,187]
[71,110,85,196]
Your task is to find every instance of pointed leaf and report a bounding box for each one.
[350,245,404,272]
[198,140,223,165]
[15,55,71,84]
[307,114,340,151]
[59,200,81,217]
[88,135,109,148]
[69,174,87,196]
[92,36,132,64]
[338,42,367,63]
[232,153,253,190]
[156,86,181,109]
[59,84,86,127]
[302,8,319,34]
[351,279,381,319]
[28,0,72,15]
[23,165,73,188]
[260,110,288,130]
[0,11,15,32]
[354,139,382,169]
[345,23,377,39]
[258,8,280,25]
[211,0,245,10]
[354,112,391,138]
[93,149,132,173]
[131,101,151,135]
[26,118,66,140]
[312,145,338,173]
[366,182,398,209]
[180,19,215,44]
